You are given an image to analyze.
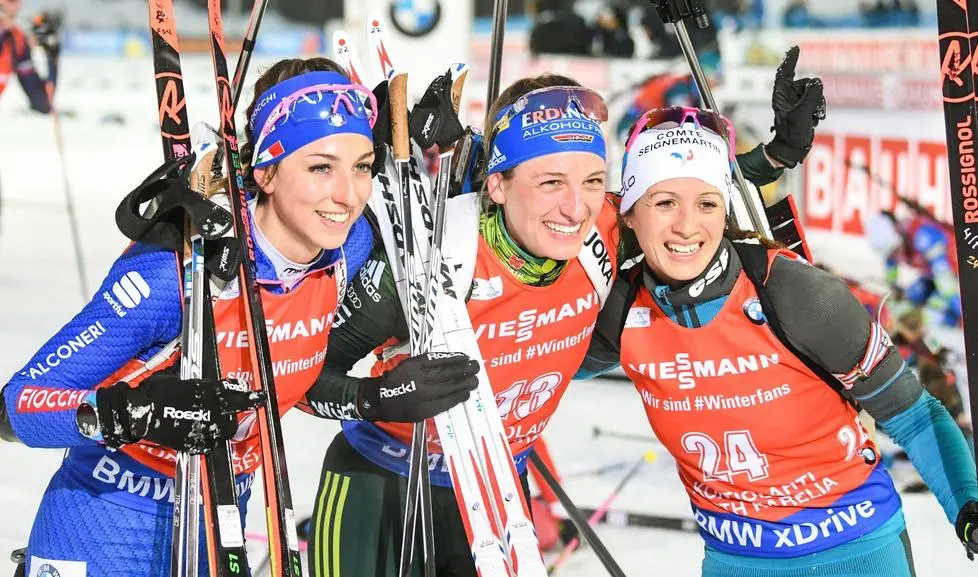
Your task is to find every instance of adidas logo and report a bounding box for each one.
[487,146,507,170]
[359,259,387,303]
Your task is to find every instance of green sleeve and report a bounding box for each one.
[735,143,784,188]
[302,234,409,420]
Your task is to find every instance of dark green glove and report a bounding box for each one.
[765,46,826,168]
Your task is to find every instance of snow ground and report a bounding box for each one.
[0,103,974,576]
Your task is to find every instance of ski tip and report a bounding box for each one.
[332,29,365,85]
[332,29,350,50]
[365,11,396,81]
[644,449,658,463]
[366,10,386,38]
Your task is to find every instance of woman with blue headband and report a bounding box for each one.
[299,71,797,576]
[0,57,408,576]
[579,106,978,575]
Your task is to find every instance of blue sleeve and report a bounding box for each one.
[462,131,484,194]
[913,223,953,276]
[341,214,374,278]
[913,223,961,319]
[2,243,183,448]
[13,38,52,114]
[574,361,620,380]
[879,391,978,524]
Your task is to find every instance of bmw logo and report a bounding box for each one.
[390,0,442,38]
[743,297,766,325]
[860,447,878,465]
[37,565,61,577]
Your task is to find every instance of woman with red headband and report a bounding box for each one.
[580,106,978,576]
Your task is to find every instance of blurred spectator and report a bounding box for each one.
[894,0,921,26]
[782,0,822,28]
[591,1,634,58]
[712,0,764,30]
[528,0,591,56]
[859,0,891,27]
[639,4,718,60]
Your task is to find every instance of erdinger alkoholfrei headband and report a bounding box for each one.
[485,86,608,174]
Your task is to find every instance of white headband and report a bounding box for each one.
[619,122,733,213]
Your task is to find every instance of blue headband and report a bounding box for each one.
[485,94,606,174]
[249,71,375,169]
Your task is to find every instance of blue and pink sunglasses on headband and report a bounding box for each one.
[623,106,737,166]
[251,82,378,165]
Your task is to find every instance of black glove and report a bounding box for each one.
[370,80,392,176]
[765,46,826,169]
[409,69,465,151]
[31,11,62,59]
[957,500,978,559]
[357,352,480,422]
[95,372,265,453]
[114,153,240,281]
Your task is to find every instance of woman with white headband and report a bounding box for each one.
[581,106,978,576]
[0,57,413,575]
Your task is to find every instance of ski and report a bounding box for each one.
[362,14,436,575]
[332,30,368,86]
[934,0,978,470]
[147,3,200,572]
[577,507,698,533]
[147,3,248,576]
[343,18,515,575]
[363,13,545,575]
[205,1,303,575]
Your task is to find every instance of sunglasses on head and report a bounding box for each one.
[251,83,378,164]
[624,106,736,165]
[486,86,609,152]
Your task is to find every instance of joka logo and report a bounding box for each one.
[389,0,442,38]
[163,406,211,421]
[380,381,417,398]
[109,271,151,311]
[743,297,766,325]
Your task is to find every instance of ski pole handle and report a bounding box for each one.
[389,72,410,162]
[653,0,709,28]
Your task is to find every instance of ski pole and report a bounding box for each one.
[44,80,88,300]
[592,426,667,447]
[484,0,509,125]
[548,451,656,575]
[230,0,269,111]
[649,0,766,235]
[528,451,627,577]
